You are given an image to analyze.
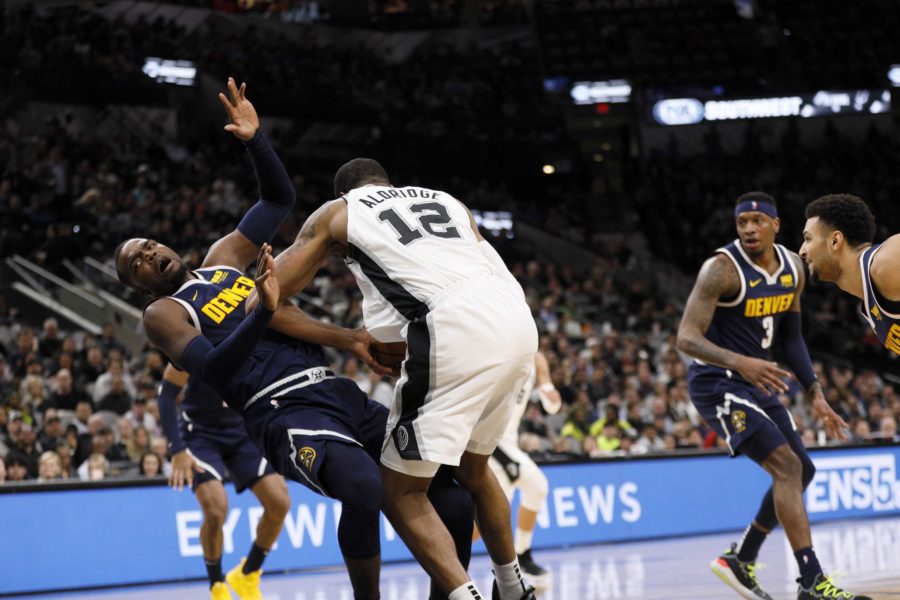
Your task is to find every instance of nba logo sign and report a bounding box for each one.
[751,201,758,210]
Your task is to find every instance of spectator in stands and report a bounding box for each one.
[139,451,162,477]
[850,418,871,444]
[76,346,105,389]
[39,318,62,359]
[98,375,134,415]
[7,328,37,378]
[5,451,30,481]
[77,452,109,481]
[72,400,93,435]
[38,411,65,450]
[149,435,171,476]
[134,349,165,382]
[127,426,151,463]
[92,357,136,405]
[558,404,592,455]
[590,421,622,456]
[116,417,135,457]
[104,426,129,462]
[125,396,157,434]
[20,374,49,416]
[632,424,664,455]
[589,401,636,440]
[12,422,40,478]
[75,414,106,466]
[37,450,63,481]
[0,408,19,453]
[0,454,6,483]
[48,368,89,411]
[878,416,898,443]
[55,441,75,479]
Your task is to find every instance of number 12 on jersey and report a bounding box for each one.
[378,202,462,246]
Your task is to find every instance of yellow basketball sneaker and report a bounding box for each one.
[210,581,233,600]
[226,558,262,600]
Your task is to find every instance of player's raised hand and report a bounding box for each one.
[169,450,203,491]
[218,77,259,141]
[809,387,849,441]
[255,244,279,311]
[734,355,792,396]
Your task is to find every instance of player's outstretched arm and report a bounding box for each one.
[869,233,900,300]
[676,254,791,395]
[273,199,348,300]
[204,78,296,271]
[779,254,848,440]
[269,305,394,376]
[156,365,204,490]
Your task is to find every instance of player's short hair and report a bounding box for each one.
[333,158,389,197]
[735,191,777,209]
[806,194,876,247]
[113,240,130,286]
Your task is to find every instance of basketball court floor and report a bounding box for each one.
[14,515,900,600]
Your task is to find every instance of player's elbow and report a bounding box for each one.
[674,329,696,355]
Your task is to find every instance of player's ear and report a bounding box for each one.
[831,230,844,251]
[773,217,781,233]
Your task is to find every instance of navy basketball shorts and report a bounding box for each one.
[180,420,276,494]
[259,399,388,497]
[688,373,801,459]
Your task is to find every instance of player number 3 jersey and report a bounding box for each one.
[701,240,799,363]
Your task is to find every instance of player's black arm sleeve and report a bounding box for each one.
[179,306,274,385]
[157,380,186,454]
[237,132,296,245]
[777,312,818,390]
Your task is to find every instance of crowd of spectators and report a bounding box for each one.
[2,243,899,486]
[535,0,900,94]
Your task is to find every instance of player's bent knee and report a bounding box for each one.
[767,445,803,483]
[801,454,816,488]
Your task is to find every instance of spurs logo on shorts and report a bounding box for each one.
[397,426,409,451]
[731,410,747,433]
[297,447,317,471]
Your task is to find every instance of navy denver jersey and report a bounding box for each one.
[691,240,799,377]
[160,266,350,427]
[859,244,900,356]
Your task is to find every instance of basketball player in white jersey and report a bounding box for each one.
[485,351,561,582]
[268,159,539,600]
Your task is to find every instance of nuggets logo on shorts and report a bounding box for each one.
[297,447,316,471]
[731,410,747,433]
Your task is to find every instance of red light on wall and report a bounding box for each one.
[595,103,610,114]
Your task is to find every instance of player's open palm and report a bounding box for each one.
[218,77,259,141]
[255,244,279,311]
[810,389,849,441]
[169,450,203,491]
[735,356,791,396]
